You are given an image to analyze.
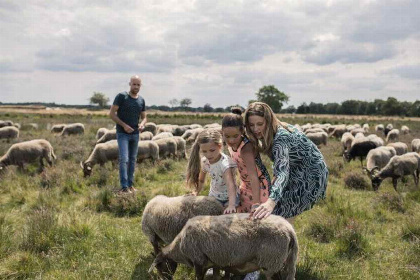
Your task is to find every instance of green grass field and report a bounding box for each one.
[0,112,419,279]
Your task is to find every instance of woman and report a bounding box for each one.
[244,102,328,220]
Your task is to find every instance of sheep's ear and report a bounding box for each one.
[80,161,84,169]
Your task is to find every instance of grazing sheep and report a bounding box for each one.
[346,125,356,132]
[371,152,420,191]
[152,132,174,141]
[141,195,224,255]
[304,128,325,135]
[61,123,85,136]
[50,124,66,133]
[173,125,192,136]
[144,122,158,135]
[350,128,365,137]
[157,124,175,135]
[0,120,14,128]
[189,124,202,130]
[412,139,420,153]
[384,123,394,137]
[0,126,19,142]
[353,124,361,129]
[150,214,298,280]
[386,129,399,143]
[181,128,203,140]
[154,138,177,159]
[306,132,328,146]
[362,123,370,133]
[401,125,410,135]
[80,140,119,177]
[96,129,116,144]
[140,131,153,141]
[137,140,160,163]
[96,127,109,140]
[173,136,187,159]
[364,146,397,180]
[204,123,221,129]
[344,137,380,166]
[329,124,347,138]
[341,132,354,153]
[367,134,384,147]
[0,139,56,172]
[355,132,365,139]
[387,142,408,156]
[375,124,384,133]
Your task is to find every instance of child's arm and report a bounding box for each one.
[241,142,261,205]
[192,170,206,195]
[223,167,237,214]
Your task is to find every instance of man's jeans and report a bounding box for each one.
[117,132,139,189]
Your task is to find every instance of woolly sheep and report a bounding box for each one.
[344,136,380,166]
[154,138,177,159]
[0,120,13,128]
[304,128,325,135]
[173,136,187,159]
[144,122,158,135]
[181,128,203,140]
[0,126,19,142]
[137,140,160,163]
[362,123,370,133]
[341,132,354,153]
[141,195,224,255]
[367,134,384,147]
[61,123,85,136]
[387,142,408,156]
[13,123,21,129]
[306,132,328,146]
[350,128,365,137]
[50,124,66,133]
[363,146,397,179]
[375,124,384,133]
[152,132,174,141]
[355,132,365,139]
[386,129,399,143]
[140,131,153,140]
[329,125,347,138]
[346,125,356,132]
[96,129,116,144]
[401,125,410,135]
[80,140,119,177]
[371,152,420,191]
[173,125,191,136]
[204,123,221,129]
[96,127,109,140]
[412,139,420,153]
[384,123,394,137]
[0,139,56,172]
[150,214,298,280]
[189,124,202,129]
[156,124,175,135]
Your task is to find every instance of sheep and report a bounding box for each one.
[0,139,56,172]
[80,140,119,177]
[149,213,298,280]
[367,134,384,147]
[137,140,160,163]
[355,132,365,139]
[363,146,397,180]
[141,195,224,255]
[96,129,116,144]
[152,132,174,141]
[341,132,354,153]
[144,122,158,135]
[329,124,346,138]
[204,123,221,129]
[386,142,408,156]
[375,124,384,133]
[412,139,420,153]
[386,129,399,143]
[140,131,153,140]
[371,152,420,191]
[401,125,410,135]
[384,123,393,137]
[0,126,19,142]
[60,123,85,136]
[306,132,327,146]
[181,128,203,140]
[156,124,175,134]
[350,128,365,137]
[362,123,370,133]
[96,127,109,140]
[346,125,356,132]
[344,136,380,166]
[304,128,325,135]
[173,136,187,159]
[0,120,14,128]
[189,124,202,130]
[13,123,21,129]
[50,124,66,133]
[173,125,192,136]
[154,138,177,159]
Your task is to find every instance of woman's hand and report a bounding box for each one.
[250,199,276,220]
[224,205,237,214]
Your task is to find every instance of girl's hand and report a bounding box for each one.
[250,199,276,220]
[224,205,237,214]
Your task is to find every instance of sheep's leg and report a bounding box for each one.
[392,178,398,192]
[194,263,205,280]
[413,171,419,187]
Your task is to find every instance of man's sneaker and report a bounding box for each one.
[118,188,132,194]
[128,186,138,193]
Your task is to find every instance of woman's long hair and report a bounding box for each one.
[186,129,223,192]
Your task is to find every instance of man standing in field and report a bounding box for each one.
[109,75,147,194]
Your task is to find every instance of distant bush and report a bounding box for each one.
[328,159,344,178]
[306,216,336,243]
[337,219,369,258]
[343,171,369,190]
[374,192,406,213]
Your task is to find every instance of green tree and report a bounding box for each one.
[382,97,402,116]
[180,98,192,109]
[255,85,289,113]
[89,92,110,108]
[203,103,213,112]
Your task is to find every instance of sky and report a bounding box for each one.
[0,0,419,108]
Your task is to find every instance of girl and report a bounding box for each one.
[245,102,329,220]
[186,129,239,214]
[222,108,271,213]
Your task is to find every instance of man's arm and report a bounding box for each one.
[109,105,134,133]
[139,111,147,132]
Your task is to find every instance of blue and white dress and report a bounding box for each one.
[269,124,328,218]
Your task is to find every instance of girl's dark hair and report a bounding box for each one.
[222,106,244,130]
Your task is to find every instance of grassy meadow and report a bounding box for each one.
[0,110,419,280]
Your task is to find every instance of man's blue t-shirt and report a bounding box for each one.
[113,92,146,134]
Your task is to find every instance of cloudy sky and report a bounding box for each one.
[0,0,419,108]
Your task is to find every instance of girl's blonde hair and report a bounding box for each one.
[186,129,223,191]
[244,102,291,154]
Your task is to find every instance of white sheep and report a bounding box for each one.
[96,129,116,144]
[50,124,66,133]
[173,136,187,159]
[364,146,397,179]
[0,139,56,172]
[141,195,224,255]
[386,129,399,143]
[60,123,85,136]
[137,140,159,163]
[375,124,384,133]
[362,123,370,133]
[144,122,158,135]
[386,142,408,155]
[371,152,420,191]
[154,138,177,159]
[304,128,325,135]
[150,213,298,280]
[367,134,384,147]
[412,139,420,153]
[181,128,203,140]
[152,132,173,141]
[96,127,109,140]
[140,131,153,141]
[0,126,19,142]
[329,124,347,138]
[80,140,119,177]
[341,132,354,153]
[384,123,394,137]
[350,128,365,137]
[0,120,13,128]
[156,124,176,134]
[306,132,328,146]
[401,125,410,135]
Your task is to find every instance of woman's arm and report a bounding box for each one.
[223,167,237,214]
[241,143,261,205]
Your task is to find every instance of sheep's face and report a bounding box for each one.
[150,253,177,280]
[0,163,5,172]
[81,162,92,177]
[371,176,382,191]
[343,152,351,162]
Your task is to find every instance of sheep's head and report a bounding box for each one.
[149,253,177,280]
[343,152,351,162]
[371,175,383,191]
[80,161,92,177]
[0,162,6,173]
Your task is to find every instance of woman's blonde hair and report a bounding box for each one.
[186,129,223,192]
[244,102,291,154]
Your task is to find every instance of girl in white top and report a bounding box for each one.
[186,129,239,214]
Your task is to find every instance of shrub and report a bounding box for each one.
[328,159,344,178]
[305,215,336,243]
[337,219,369,258]
[343,171,369,190]
[374,192,406,213]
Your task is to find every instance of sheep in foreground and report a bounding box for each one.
[96,127,109,140]
[371,152,420,191]
[386,129,399,143]
[306,132,328,146]
[401,125,410,135]
[154,138,177,159]
[412,139,420,153]
[0,126,19,142]
[80,140,119,177]
[173,136,187,159]
[152,132,173,141]
[50,124,66,133]
[140,131,153,140]
[96,129,116,144]
[341,132,354,153]
[344,137,380,166]
[150,213,298,280]
[364,146,397,180]
[387,142,408,156]
[60,123,85,136]
[0,139,56,172]
[137,140,159,163]
[141,195,224,255]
